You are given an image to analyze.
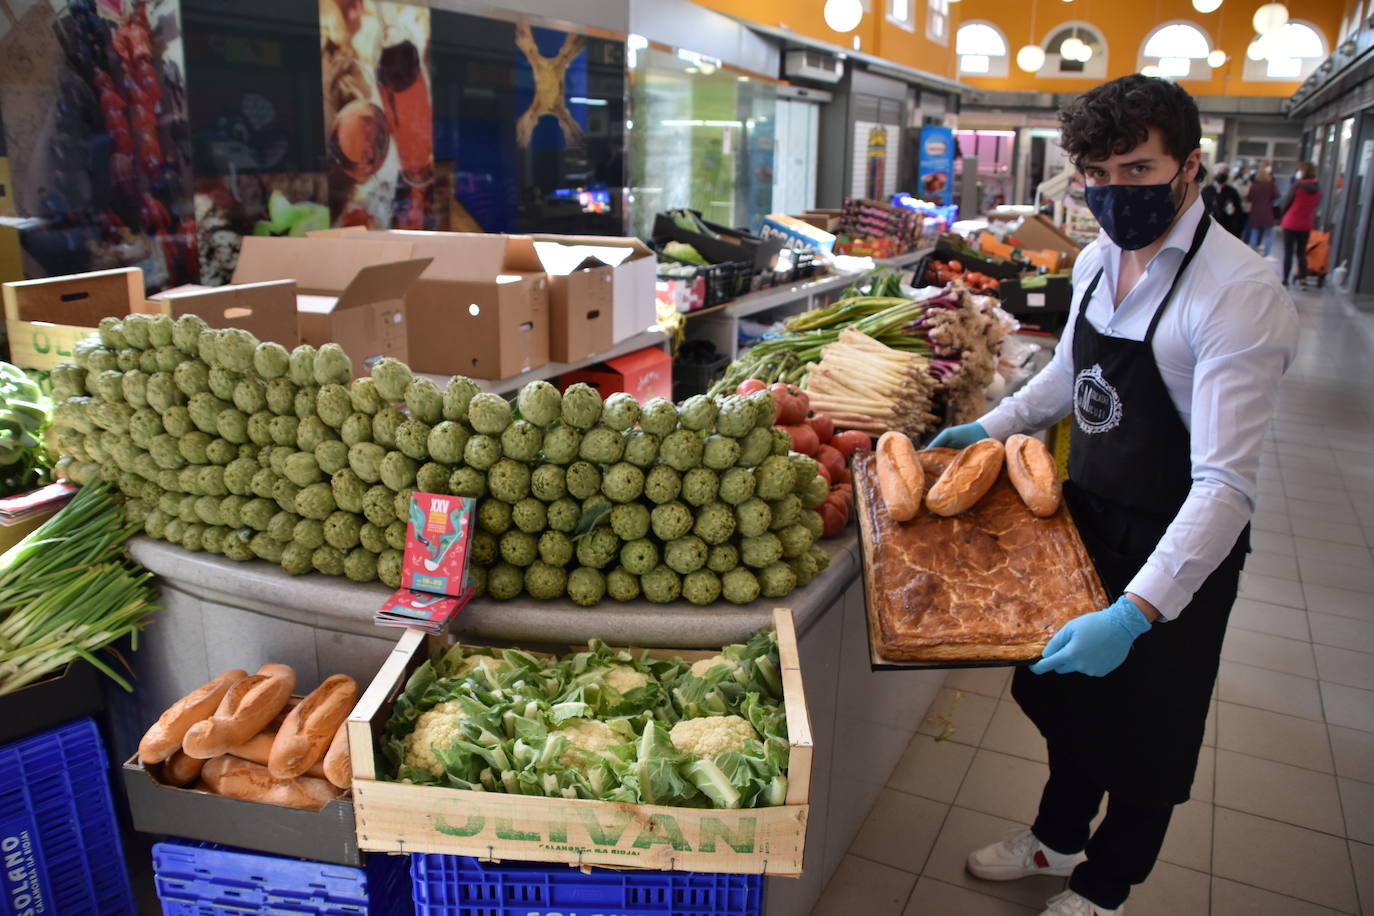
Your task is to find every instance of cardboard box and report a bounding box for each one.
[231,236,430,379]
[533,235,657,351]
[346,609,812,874]
[122,756,361,866]
[310,229,551,380]
[558,345,672,404]
[987,212,1082,267]
[139,279,301,349]
[2,267,141,369]
[760,214,837,255]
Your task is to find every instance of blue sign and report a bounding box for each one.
[918,126,956,211]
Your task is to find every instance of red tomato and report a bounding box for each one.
[816,444,846,480]
[819,502,846,538]
[737,379,766,396]
[809,413,835,444]
[768,383,806,425]
[781,424,820,457]
[816,462,833,484]
[948,259,964,273]
[831,465,851,486]
[830,430,873,457]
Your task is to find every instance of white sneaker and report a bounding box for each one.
[966,828,1086,881]
[1041,889,1122,915]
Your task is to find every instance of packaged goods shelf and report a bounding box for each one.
[411,854,763,916]
[152,840,412,915]
[0,717,135,915]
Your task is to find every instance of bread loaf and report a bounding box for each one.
[875,432,923,522]
[200,755,340,810]
[183,663,295,759]
[138,669,247,763]
[161,750,206,787]
[322,722,351,789]
[268,674,358,779]
[226,731,327,780]
[1005,434,1062,517]
[926,439,1005,516]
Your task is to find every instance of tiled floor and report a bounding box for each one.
[810,283,1374,915]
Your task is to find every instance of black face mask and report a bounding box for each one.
[1084,166,1186,251]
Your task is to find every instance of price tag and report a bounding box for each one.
[1028,293,1046,308]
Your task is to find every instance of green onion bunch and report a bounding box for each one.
[0,480,159,695]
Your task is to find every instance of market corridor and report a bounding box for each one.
[810,286,1374,915]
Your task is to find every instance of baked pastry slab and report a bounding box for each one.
[854,448,1108,666]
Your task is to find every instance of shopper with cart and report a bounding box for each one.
[929,75,1299,916]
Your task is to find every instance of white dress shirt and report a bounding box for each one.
[980,196,1300,619]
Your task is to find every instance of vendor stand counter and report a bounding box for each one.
[122,531,948,916]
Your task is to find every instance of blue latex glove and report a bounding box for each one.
[1029,596,1153,677]
[926,421,989,450]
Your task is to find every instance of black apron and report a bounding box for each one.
[1012,214,1250,807]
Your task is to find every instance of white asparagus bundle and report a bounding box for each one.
[804,329,939,436]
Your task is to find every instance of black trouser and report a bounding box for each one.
[1031,742,1174,910]
[1283,228,1311,283]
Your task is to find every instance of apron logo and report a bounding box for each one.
[1074,364,1123,434]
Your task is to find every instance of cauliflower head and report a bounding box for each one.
[668,714,757,758]
[403,700,472,777]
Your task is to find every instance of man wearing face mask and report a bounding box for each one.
[932,76,1299,915]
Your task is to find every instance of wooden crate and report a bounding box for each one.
[348,608,812,876]
[3,268,142,369]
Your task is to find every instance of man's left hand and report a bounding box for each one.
[1029,596,1154,677]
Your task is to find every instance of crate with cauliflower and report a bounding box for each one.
[348,609,812,875]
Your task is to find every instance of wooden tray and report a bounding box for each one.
[347,609,813,875]
[854,448,1107,668]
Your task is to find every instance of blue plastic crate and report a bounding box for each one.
[152,840,413,915]
[0,716,135,916]
[411,854,763,916]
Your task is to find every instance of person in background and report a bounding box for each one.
[1205,170,1245,237]
[932,74,1299,916]
[1280,162,1321,287]
[1233,165,1253,240]
[1245,166,1278,257]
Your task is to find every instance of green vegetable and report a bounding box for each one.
[516,380,562,428]
[560,383,603,430]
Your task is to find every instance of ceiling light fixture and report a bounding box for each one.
[1018,0,1045,72]
[1207,49,1227,66]
[1060,36,1088,60]
[822,0,863,33]
[1192,0,1223,12]
[1252,2,1289,35]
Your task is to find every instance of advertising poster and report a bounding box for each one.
[319,0,434,229]
[850,120,899,202]
[0,0,197,290]
[431,10,625,235]
[182,0,330,285]
[919,125,955,208]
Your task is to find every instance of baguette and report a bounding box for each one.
[183,663,295,759]
[138,669,247,763]
[161,749,206,787]
[322,722,351,789]
[226,731,327,780]
[1005,434,1063,517]
[926,439,1005,516]
[875,432,921,522]
[268,674,358,779]
[200,755,340,810]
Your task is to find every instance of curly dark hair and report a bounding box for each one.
[1059,76,1205,182]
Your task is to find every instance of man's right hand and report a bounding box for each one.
[926,422,989,450]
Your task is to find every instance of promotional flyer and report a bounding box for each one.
[918,125,955,209]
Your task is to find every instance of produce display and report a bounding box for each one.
[385,627,789,810]
[0,480,158,695]
[139,663,356,808]
[45,315,832,605]
[0,362,54,497]
[804,330,938,436]
[854,447,1107,664]
[922,257,1002,295]
[711,275,1008,429]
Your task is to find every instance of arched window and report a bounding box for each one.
[957,21,1010,77]
[1041,22,1108,79]
[1138,21,1214,81]
[1243,21,1328,81]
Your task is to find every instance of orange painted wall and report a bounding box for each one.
[687,0,960,79]
[688,0,1343,97]
[956,0,1340,96]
